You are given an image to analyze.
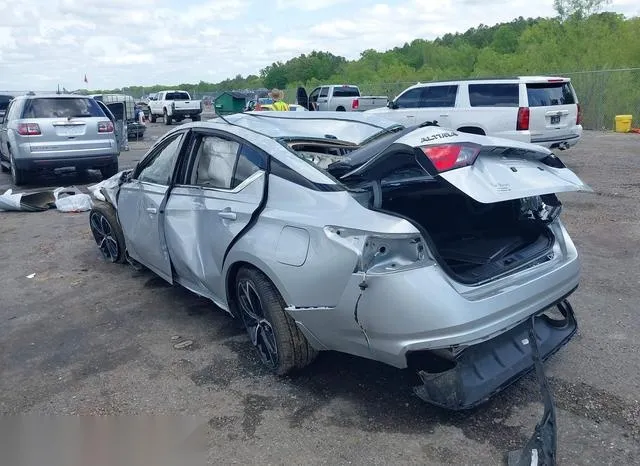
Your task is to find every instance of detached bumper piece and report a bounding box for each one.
[414,300,577,410]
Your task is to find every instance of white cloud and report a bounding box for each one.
[276,0,349,11]
[0,0,635,90]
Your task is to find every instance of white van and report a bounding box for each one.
[366,76,583,150]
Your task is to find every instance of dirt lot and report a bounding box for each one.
[1,125,639,465]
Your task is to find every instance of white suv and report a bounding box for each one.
[366,76,583,150]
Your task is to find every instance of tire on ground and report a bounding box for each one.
[236,266,318,375]
[89,200,127,264]
[100,161,119,179]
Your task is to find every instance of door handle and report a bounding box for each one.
[146,207,157,214]
[218,210,237,220]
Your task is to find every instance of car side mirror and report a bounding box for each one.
[388,101,399,110]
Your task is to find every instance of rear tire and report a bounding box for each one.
[164,109,172,125]
[191,115,201,122]
[100,162,118,179]
[150,113,157,123]
[235,267,317,375]
[336,106,346,112]
[89,201,127,264]
[10,153,28,186]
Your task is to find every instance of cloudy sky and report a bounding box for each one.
[0,0,637,91]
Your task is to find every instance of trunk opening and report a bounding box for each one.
[380,181,556,285]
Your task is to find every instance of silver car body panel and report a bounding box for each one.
[107,112,586,370]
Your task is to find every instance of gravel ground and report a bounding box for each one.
[1,126,639,465]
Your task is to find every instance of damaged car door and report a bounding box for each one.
[162,131,267,304]
[117,131,187,282]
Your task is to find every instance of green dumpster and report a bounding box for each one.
[214,92,246,115]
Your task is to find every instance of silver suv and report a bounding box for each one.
[0,94,120,186]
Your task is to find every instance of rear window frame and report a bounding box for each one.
[526,82,576,107]
[164,92,191,101]
[20,97,106,119]
[331,86,360,98]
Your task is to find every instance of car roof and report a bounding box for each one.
[405,76,571,89]
[18,94,95,99]
[201,111,403,145]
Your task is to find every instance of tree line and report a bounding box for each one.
[93,2,638,110]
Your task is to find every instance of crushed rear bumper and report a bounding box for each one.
[414,300,577,410]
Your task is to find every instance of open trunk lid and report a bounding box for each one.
[337,127,591,203]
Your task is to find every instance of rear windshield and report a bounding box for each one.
[165,92,190,100]
[332,86,360,98]
[21,98,105,119]
[469,84,519,107]
[526,82,575,107]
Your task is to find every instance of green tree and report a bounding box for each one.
[553,0,612,20]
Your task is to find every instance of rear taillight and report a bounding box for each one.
[421,144,481,173]
[352,99,359,110]
[98,121,114,133]
[17,123,41,136]
[517,107,530,131]
[576,103,582,125]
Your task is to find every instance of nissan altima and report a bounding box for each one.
[88,112,589,409]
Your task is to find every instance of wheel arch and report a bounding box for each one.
[224,258,292,319]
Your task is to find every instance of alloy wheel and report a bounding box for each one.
[237,279,279,368]
[90,211,120,262]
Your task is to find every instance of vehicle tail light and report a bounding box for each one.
[517,107,530,131]
[421,144,481,173]
[98,121,114,133]
[352,99,359,110]
[576,103,582,125]
[17,123,41,136]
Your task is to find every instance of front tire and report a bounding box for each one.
[235,267,317,375]
[89,201,126,264]
[164,109,172,125]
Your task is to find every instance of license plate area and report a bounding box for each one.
[550,115,560,125]
[55,125,85,136]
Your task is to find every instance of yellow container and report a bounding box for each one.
[615,114,632,133]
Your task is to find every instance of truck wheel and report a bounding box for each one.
[164,109,172,125]
[10,152,28,186]
[336,106,346,112]
[191,115,201,122]
[235,267,317,375]
[150,112,157,123]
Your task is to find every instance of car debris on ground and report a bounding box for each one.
[0,186,92,212]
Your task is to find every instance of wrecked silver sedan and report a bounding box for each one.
[88,112,590,409]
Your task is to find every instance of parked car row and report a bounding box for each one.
[88,111,589,410]
[294,77,583,151]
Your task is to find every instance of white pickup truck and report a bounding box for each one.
[148,90,202,125]
[298,85,388,112]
